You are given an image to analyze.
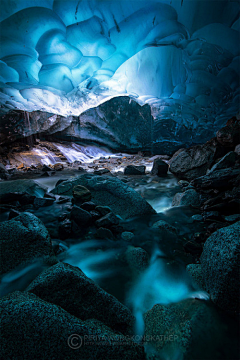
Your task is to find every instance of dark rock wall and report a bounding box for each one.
[0,96,239,154]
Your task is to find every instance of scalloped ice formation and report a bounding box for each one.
[0,0,239,134]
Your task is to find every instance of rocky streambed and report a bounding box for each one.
[0,117,239,360]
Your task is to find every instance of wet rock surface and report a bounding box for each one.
[0,212,56,276]
[151,157,169,176]
[51,174,156,220]
[1,291,145,360]
[216,116,240,147]
[124,165,146,175]
[172,189,200,207]
[0,179,47,197]
[169,142,217,180]
[72,185,92,203]
[144,299,223,360]
[200,221,240,315]
[27,262,134,335]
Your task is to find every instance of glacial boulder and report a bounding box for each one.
[52,174,155,219]
[27,262,134,335]
[200,221,240,314]
[0,212,56,276]
[1,291,145,360]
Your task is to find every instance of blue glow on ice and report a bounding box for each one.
[0,0,239,129]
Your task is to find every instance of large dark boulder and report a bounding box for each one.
[186,264,205,289]
[169,142,217,180]
[0,212,56,276]
[192,168,239,190]
[78,96,153,152]
[0,291,145,360]
[144,299,222,360]
[27,262,134,335]
[51,174,155,219]
[95,212,119,228]
[0,162,8,179]
[72,185,92,203]
[0,179,47,198]
[125,247,149,275]
[200,221,240,314]
[151,220,178,234]
[124,165,146,175]
[70,205,92,226]
[216,117,240,147]
[172,189,200,207]
[208,151,238,173]
[151,158,168,176]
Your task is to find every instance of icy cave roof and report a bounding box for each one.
[0,0,239,130]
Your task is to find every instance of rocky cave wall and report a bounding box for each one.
[1,96,231,154]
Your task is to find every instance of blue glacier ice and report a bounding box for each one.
[0,0,239,134]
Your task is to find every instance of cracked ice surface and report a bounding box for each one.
[0,0,239,131]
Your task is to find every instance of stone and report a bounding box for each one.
[41,171,55,177]
[42,164,52,172]
[234,144,240,155]
[95,205,112,216]
[224,214,240,223]
[200,221,240,314]
[203,211,222,221]
[125,247,149,274]
[124,165,146,175]
[80,201,96,211]
[151,220,178,234]
[44,192,56,199]
[192,168,239,190]
[216,116,240,147]
[172,189,200,207]
[192,214,203,221]
[121,231,134,241]
[94,168,111,175]
[144,299,221,360]
[79,96,153,152]
[52,174,155,219]
[0,162,8,179]
[95,212,119,228]
[186,264,205,289]
[169,142,216,180]
[8,209,21,220]
[110,224,124,234]
[151,158,168,176]
[0,213,56,276]
[0,179,47,197]
[34,197,55,208]
[178,180,189,188]
[58,219,72,240]
[52,163,64,171]
[27,262,133,335]
[1,291,145,360]
[70,206,92,227]
[96,227,114,240]
[89,210,101,222]
[72,185,92,203]
[208,151,237,173]
[57,196,70,204]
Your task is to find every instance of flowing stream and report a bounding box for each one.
[0,161,238,359]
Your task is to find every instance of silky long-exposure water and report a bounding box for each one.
[0,152,239,360]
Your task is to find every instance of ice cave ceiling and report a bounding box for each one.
[0,0,239,135]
